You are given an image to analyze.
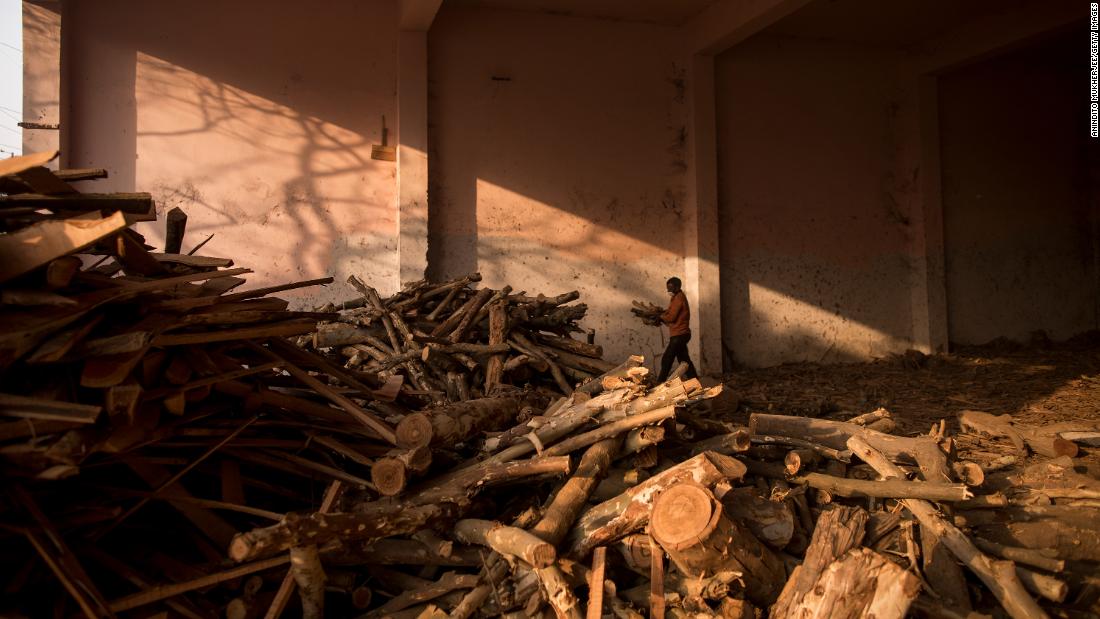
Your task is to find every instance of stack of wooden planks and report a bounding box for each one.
[1,151,1097,619]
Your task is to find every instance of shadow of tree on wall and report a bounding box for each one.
[131,53,396,306]
[61,0,402,304]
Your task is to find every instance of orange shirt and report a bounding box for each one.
[660,291,691,337]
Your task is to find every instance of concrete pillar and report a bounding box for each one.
[902,73,954,354]
[397,30,430,288]
[683,54,723,376]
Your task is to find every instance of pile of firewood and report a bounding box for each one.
[308,270,611,404]
[1,150,1098,619]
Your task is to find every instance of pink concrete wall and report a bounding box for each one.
[715,35,915,367]
[939,33,1097,344]
[61,0,401,303]
[428,7,689,365]
[22,1,60,159]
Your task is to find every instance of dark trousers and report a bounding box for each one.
[658,334,698,382]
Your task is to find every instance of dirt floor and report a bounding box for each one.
[717,334,1100,468]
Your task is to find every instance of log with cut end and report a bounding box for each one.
[395,395,526,448]
[650,482,785,607]
[783,547,921,619]
[530,437,620,546]
[566,451,747,559]
[751,413,949,479]
[455,519,556,567]
[370,457,409,496]
[230,456,571,561]
[689,430,751,456]
[542,404,675,457]
[784,448,820,475]
[847,436,1048,619]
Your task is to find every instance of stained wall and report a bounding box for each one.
[427,6,690,365]
[715,35,916,367]
[939,33,1098,344]
[59,0,401,303]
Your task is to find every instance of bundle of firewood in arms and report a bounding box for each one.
[309,272,611,404]
[630,300,664,327]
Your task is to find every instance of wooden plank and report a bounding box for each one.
[251,343,398,445]
[152,253,233,268]
[15,166,76,195]
[0,211,128,283]
[0,393,101,424]
[0,150,58,177]
[164,207,187,254]
[152,277,335,311]
[0,192,154,214]
[53,168,109,182]
[114,231,166,276]
[151,318,317,346]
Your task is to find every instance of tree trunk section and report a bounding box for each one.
[530,437,621,545]
[847,436,1048,619]
[566,451,747,559]
[769,504,869,619]
[784,548,920,619]
[395,395,524,448]
[288,545,325,619]
[650,482,785,607]
[454,518,557,568]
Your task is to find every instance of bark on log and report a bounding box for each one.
[650,482,786,607]
[365,571,480,618]
[749,435,852,462]
[922,525,971,612]
[574,355,644,396]
[784,449,820,475]
[324,538,481,567]
[541,405,675,458]
[530,437,621,545]
[751,414,948,477]
[538,564,584,619]
[566,451,747,559]
[454,518,556,568]
[744,459,971,502]
[971,538,1064,573]
[485,302,508,393]
[847,436,1048,619]
[535,333,604,360]
[1014,566,1067,603]
[230,456,571,561]
[395,395,525,448]
[957,506,1100,562]
[769,504,869,619]
[783,548,920,619]
[288,545,325,619]
[689,430,751,456]
[718,487,795,550]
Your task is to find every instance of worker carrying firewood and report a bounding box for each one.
[632,277,699,382]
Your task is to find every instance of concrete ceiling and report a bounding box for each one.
[766,0,1034,48]
[444,0,717,26]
